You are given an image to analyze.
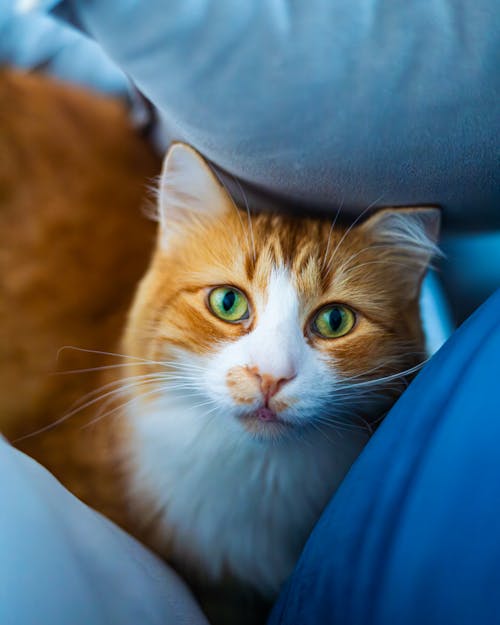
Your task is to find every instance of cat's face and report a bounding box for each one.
[123,144,439,442]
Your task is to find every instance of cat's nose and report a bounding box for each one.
[256,372,296,403]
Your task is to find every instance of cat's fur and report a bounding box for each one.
[0,70,440,624]
[0,69,159,518]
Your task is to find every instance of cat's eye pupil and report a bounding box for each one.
[208,286,248,323]
[313,304,355,339]
[222,290,236,311]
[329,308,342,331]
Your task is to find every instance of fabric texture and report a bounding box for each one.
[42,0,500,231]
[0,437,208,625]
[269,288,500,625]
[0,0,126,93]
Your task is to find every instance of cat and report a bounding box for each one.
[0,69,440,625]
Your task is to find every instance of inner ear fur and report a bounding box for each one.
[157,142,231,246]
[356,206,442,298]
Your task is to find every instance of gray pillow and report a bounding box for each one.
[35,0,500,231]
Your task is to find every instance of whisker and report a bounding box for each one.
[340,259,427,279]
[82,385,165,430]
[322,195,344,270]
[325,193,385,274]
[63,372,169,412]
[56,346,203,372]
[309,420,342,443]
[56,346,166,367]
[331,240,411,273]
[13,374,169,443]
[89,381,214,428]
[331,354,426,387]
[53,362,158,375]
[187,398,219,411]
[334,360,427,391]
[233,175,256,263]
[211,167,250,250]
[313,413,369,433]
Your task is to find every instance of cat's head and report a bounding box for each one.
[123,143,440,442]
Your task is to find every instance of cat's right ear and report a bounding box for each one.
[157,142,231,247]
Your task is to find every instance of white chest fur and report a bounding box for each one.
[126,393,368,596]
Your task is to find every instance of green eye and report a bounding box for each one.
[208,286,249,322]
[313,305,356,339]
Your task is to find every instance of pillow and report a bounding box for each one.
[26,0,500,231]
[0,437,208,625]
[0,0,125,93]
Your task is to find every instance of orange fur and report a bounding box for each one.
[226,366,261,404]
[0,69,159,526]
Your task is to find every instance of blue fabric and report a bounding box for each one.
[269,288,500,625]
[0,1,126,94]
[440,231,500,323]
[42,0,500,231]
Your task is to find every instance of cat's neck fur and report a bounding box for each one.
[124,390,369,595]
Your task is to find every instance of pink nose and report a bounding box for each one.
[255,372,296,404]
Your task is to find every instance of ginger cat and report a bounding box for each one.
[0,69,440,625]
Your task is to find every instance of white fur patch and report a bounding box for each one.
[204,269,321,422]
[128,395,367,594]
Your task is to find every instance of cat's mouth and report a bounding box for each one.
[254,407,280,422]
[238,407,292,439]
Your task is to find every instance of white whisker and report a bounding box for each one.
[325,193,385,274]
[233,175,256,263]
[322,196,344,270]
[82,385,165,430]
[210,167,249,251]
[334,360,427,391]
[13,378,167,443]
[56,346,205,373]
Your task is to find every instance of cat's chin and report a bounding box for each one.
[238,408,293,441]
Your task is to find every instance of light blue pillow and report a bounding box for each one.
[0,0,126,93]
[0,437,208,625]
[34,0,500,232]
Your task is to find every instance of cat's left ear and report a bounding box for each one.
[357,206,441,297]
[157,142,230,246]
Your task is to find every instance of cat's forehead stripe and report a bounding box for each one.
[244,214,335,298]
[244,253,256,281]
